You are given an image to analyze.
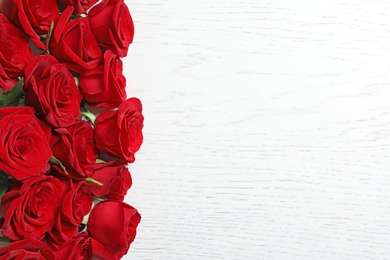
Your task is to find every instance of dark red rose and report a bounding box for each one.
[51,120,98,180]
[0,175,62,241]
[88,201,141,260]
[79,50,126,108]
[58,0,99,15]
[0,14,33,92]
[0,0,59,50]
[88,160,132,201]
[0,107,51,180]
[0,238,46,259]
[42,232,92,260]
[24,55,82,128]
[88,0,134,57]
[94,98,143,163]
[49,6,102,74]
[48,179,93,247]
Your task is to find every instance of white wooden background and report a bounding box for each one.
[123,1,390,259]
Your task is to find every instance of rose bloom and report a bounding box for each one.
[88,160,132,201]
[0,14,33,92]
[48,179,93,247]
[0,238,46,260]
[0,107,51,180]
[79,50,126,108]
[88,201,141,260]
[49,6,102,74]
[88,0,134,57]
[51,120,98,180]
[24,55,82,128]
[58,0,99,15]
[42,232,92,260]
[0,0,58,50]
[0,175,62,241]
[94,98,144,163]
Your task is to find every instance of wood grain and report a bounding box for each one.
[122,1,390,259]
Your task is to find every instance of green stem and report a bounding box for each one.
[81,110,96,125]
[85,177,103,186]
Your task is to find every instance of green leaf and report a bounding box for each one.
[0,237,10,243]
[0,79,24,108]
[49,156,69,175]
[0,171,9,202]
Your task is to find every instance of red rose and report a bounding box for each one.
[24,55,82,128]
[0,14,33,92]
[49,6,102,74]
[88,0,134,57]
[58,0,99,15]
[88,160,132,201]
[48,179,92,247]
[94,98,144,163]
[0,0,59,50]
[0,175,62,241]
[0,107,51,180]
[51,120,98,180]
[42,232,92,260]
[79,50,126,108]
[0,238,46,260]
[88,201,141,260]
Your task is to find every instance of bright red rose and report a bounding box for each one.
[94,98,144,163]
[49,6,102,74]
[0,175,62,241]
[48,179,93,247]
[88,201,141,260]
[88,160,132,201]
[0,238,46,260]
[88,0,134,57]
[0,14,33,92]
[0,0,58,50]
[42,232,92,260]
[0,107,51,180]
[58,0,99,15]
[79,50,126,108]
[51,120,98,180]
[24,55,82,128]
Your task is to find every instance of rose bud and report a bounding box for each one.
[48,179,93,247]
[0,0,59,50]
[88,0,134,57]
[24,55,82,128]
[51,120,98,180]
[0,107,51,180]
[42,232,92,260]
[94,98,144,163]
[0,14,33,92]
[79,50,126,108]
[88,201,141,260]
[88,160,132,202]
[0,175,62,241]
[0,239,46,260]
[58,0,99,16]
[49,6,102,74]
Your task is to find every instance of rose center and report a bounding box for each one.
[29,195,48,217]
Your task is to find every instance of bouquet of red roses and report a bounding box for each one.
[0,0,143,259]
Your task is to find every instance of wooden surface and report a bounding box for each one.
[123,1,390,259]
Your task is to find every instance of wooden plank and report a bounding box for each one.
[123,1,390,259]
